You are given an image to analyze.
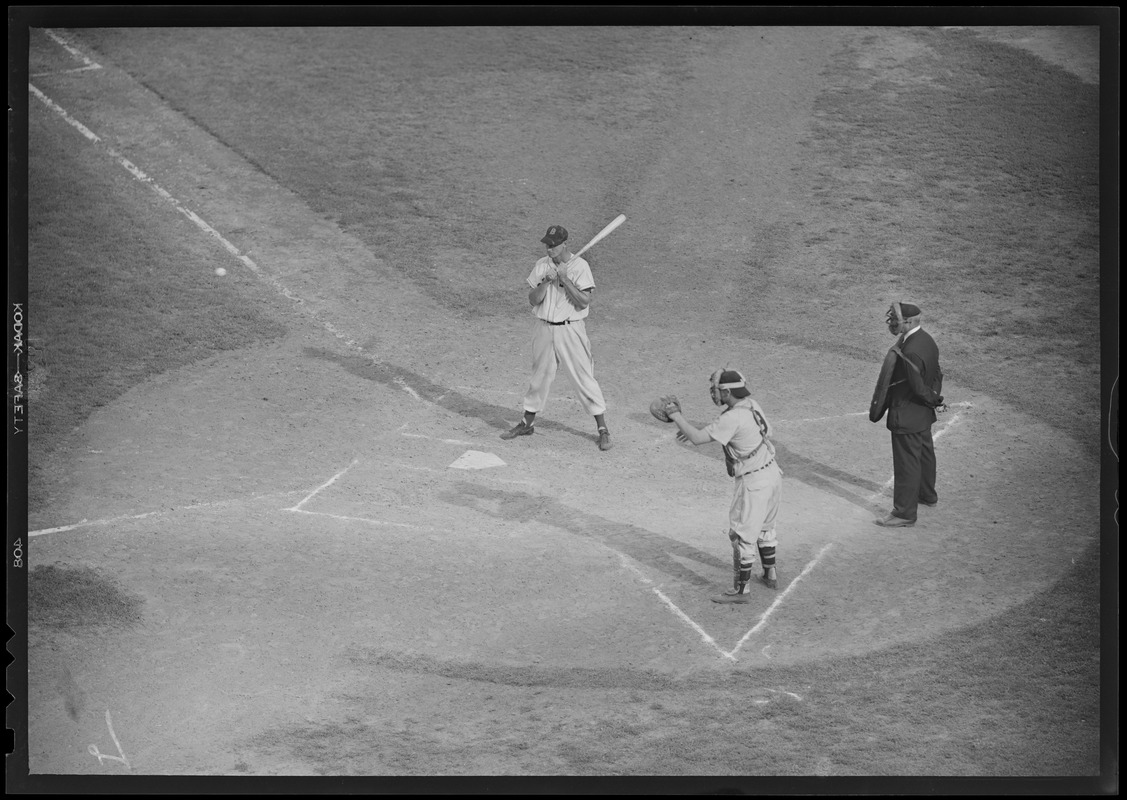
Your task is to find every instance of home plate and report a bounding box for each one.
[449,450,507,470]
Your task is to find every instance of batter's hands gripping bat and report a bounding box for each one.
[569,214,627,261]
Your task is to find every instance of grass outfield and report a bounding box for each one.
[22,25,1108,779]
[68,27,1102,451]
[759,30,1101,451]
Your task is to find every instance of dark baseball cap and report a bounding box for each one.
[540,225,568,247]
[888,302,922,319]
[718,370,751,398]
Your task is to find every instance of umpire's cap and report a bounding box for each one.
[887,302,922,323]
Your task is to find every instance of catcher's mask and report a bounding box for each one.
[886,302,920,335]
[886,302,904,331]
[710,368,751,406]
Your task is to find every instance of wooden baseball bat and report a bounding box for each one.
[571,214,626,260]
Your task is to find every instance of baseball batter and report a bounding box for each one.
[501,224,612,451]
[662,369,783,602]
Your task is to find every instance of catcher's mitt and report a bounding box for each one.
[650,395,682,423]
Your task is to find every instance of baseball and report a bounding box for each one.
[215,267,227,276]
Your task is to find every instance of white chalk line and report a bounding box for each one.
[29,490,305,537]
[724,543,834,659]
[655,587,738,662]
[286,459,358,512]
[617,555,735,661]
[618,543,833,662]
[30,458,416,537]
[31,454,475,538]
[284,459,436,529]
[43,29,103,72]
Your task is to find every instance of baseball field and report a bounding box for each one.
[11,14,1115,789]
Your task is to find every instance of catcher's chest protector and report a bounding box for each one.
[722,405,773,476]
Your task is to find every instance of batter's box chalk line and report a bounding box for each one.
[617,543,834,662]
[29,490,306,537]
[284,458,440,530]
[285,459,359,512]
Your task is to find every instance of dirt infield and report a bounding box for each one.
[20,24,1104,779]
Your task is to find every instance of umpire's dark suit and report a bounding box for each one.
[885,327,942,521]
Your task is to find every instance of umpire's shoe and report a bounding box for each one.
[501,420,534,440]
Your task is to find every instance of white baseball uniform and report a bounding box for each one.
[519,255,607,417]
[703,397,783,574]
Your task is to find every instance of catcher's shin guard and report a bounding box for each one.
[727,530,749,593]
[726,530,754,595]
[757,541,778,588]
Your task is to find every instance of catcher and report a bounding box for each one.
[655,369,783,603]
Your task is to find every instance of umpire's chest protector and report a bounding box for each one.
[886,331,940,434]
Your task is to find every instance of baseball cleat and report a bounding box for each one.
[713,583,751,604]
[501,420,534,440]
[874,514,915,527]
[597,429,612,451]
[712,591,752,605]
[761,572,778,590]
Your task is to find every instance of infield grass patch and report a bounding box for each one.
[29,563,144,629]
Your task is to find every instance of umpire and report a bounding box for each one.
[875,302,944,528]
